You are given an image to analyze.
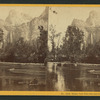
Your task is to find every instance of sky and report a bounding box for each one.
[49,6,100,35]
[0,6,100,50]
[48,6,100,50]
[0,6,100,35]
[0,6,45,20]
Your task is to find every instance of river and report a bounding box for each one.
[46,62,100,91]
[0,62,100,91]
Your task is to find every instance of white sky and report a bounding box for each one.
[0,6,100,50]
[49,7,100,35]
[0,6,100,34]
[48,7,100,50]
[0,6,45,20]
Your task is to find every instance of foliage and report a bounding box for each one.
[49,25,61,60]
[38,26,48,63]
[0,38,38,63]
[0,31,48,63]
[14,37,39,63]
[0,28,3,41]
[61,25,84,62]
[82,41,100,64]
[0,24,48,63]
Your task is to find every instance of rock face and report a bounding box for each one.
[86,10,100,27]
[1,7,48,46]
[72,19,88,45]
[5,9,32,26]
[71,10,100,46]
[28,7,48,41]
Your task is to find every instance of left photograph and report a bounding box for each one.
[0,6,48,91]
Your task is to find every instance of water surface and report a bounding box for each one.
[0,62,100,91]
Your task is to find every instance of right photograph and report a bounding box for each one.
[47,6,100,91]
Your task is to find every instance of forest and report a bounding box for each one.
[48,25,100,64]
[0,26,48,63]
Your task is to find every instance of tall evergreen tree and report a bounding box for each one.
[62,26,84,62]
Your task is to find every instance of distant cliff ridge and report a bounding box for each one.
[1,7,48,45]
[5,9,32,26]
[71,10,100,46]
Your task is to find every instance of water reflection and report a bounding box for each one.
[47,62,66,91]
[54,69,65,91]
[0,62,100,91]
[0,64,46,91]
[47,62,100,91]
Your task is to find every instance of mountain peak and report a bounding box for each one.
[89,10,98,18]
[39,7,48,21]
[9,9,17,16]
[5,9,32,26]
[86,10,100,27]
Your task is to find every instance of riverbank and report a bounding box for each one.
[0,61,44,66]
[0,61,100,68]
[0,62,45,69]
[48,62,100,67]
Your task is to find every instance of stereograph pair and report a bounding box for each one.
[0,5,99,95]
